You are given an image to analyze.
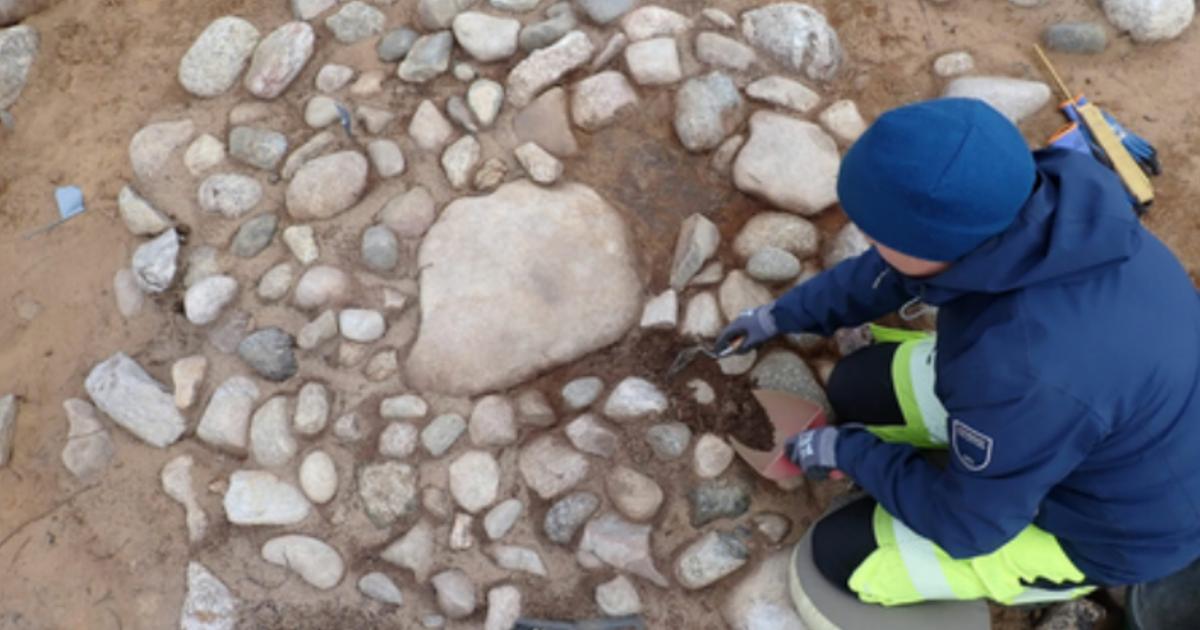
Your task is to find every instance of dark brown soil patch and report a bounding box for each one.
[669,367,777,451]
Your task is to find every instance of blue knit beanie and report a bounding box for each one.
[837,98,1036,262]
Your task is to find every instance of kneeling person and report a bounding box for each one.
[716,98,1200,606]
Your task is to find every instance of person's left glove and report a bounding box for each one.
[786,427,841,481]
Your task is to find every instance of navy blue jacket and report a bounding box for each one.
[773,149,1200,585]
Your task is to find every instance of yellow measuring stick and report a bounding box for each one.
[1034,45,1154,207]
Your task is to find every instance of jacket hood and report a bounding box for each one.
[900,149,1142,305]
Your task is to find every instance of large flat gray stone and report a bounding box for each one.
[407,180,641,395]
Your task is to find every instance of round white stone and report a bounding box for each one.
[185,275,238,325]
[339,309,386,342]
[299,450,338,503]
[449,450,500,513]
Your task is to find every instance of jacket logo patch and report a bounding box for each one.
[951,419,993,472]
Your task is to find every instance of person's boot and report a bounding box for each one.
[1126,557,1200,630]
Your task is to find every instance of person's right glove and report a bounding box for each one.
[714,303,778,356]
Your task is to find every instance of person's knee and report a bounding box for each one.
[811,496,879,593]
[825,357,861,421]
[825,343,905,426]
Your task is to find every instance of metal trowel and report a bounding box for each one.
[729,390,828,481]
[666,337,743,378]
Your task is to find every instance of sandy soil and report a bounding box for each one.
[1,0,1197,628]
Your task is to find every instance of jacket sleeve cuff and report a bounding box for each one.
[834,427,877,479]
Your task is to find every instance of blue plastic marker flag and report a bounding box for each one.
[54,186,85,220]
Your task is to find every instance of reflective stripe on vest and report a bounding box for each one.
[906,337,949,445]
[891,512,958,601]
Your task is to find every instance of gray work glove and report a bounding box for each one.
[714,303,778,356]
[786,427,840,481]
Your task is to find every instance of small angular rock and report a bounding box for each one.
[933,51,974,78]
[325,1,385,44]
[519,435,589,499]
[562,376,604,410]
[231,214,278,258]
[682,292,722,339]
[453,12,520,62]
[675,530,750,589]
[571,70,638,131]
[747,247,801,283]
[118,186,171,236]
[198,174,262,218]
[514,141,563,184]
[399,32,454,83]
[604,377,668,420]
[484,499,524,540]
[197,376,259,454]
[670,213,720,290]
[485,585,522,630]
[565,413,619,457]
[577,0,635,24]
[378,28,419,62]
[361,224,400,272]
[251,396,297,467]
[1044,21,1108,54]
[224,470,312,525]
[507,30,594,107]
[689,477,752,527]
[129,119,194,181]
[468,78,504,127]
[519,2,578,51]
[180,562,237,630]
[490,545,547,576]
[818,99,867,145]
[287,151,369,220]
[131,229,180,293]
[183,133,225,174]
[469,395,518,446]
[624,37,681,85]
[596,575,641,616]
[422,413,467,456]
[544,491,600,544]
[229,126,288,171]
[368,140,406,179]
[244,22,315,99]
[378,422,419,458]
[358,461,420,527]
[514,86,579,157]
[85,353,186,448]
[442,135,482,188]
[578,513,668,586]
[620,6,690,40]
[359,572,404,605]
[695,32,756,72]
[262,535,344,589]
[172,355,208,410]
[432,569,477,619]
[646,422,691,460]
[61,399,115,482]
[380,186,437,237]
[606,466,663,521]
[741,3,842,81]
[942,76,1051,123]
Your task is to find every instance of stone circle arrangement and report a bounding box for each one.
[43,0,1185,627]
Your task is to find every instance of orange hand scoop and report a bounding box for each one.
[729,390,828,481]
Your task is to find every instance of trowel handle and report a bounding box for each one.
[714,335,745,358]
